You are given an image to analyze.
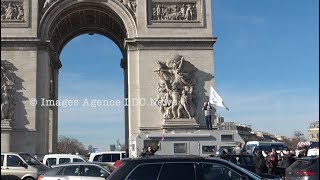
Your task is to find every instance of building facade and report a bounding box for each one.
[308,121,319,142]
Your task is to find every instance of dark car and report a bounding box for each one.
[218,154,284,179]
[219,154,256,172]
[107,155,262,180]
[285,156,319,180]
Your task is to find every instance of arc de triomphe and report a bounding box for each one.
[1,0,216,156]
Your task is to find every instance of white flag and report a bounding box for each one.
[209,86,229,111]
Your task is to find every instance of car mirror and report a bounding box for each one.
[19,161,28,168]
[101,173,108,179]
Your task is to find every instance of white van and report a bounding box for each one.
[129,130,245,158]
[89,151,126,165]
[43,154,88,167]
[245,141,287,154]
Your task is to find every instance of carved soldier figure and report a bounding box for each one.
[156,4,162,20]
[5,3,13,19]
[1,82,15,120]
[1,84,10,120]
[16,6,24,20]
[178,90,192,119]
[171,85,180,118]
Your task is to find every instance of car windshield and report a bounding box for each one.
[19,153,42,165]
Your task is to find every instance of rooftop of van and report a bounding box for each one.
[90,151,126,154]
[246,141,285,144]
[44,154,86,157]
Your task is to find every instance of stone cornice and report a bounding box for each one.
[1,38,47,48]
[1,38,62,69]
[125,37,217,50]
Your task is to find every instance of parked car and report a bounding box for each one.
[107,155,262,180]
[38,162,114,180]
[285,156,319,180]
[42,154,88,167]
[217,154,283,179]
[1,152,49,180]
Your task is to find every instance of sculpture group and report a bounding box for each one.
[1,60,16,122]
[152,3,197,21]
[1,1,24,21]
[155,54,197,120]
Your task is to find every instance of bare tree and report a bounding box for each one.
[57,136,88,156]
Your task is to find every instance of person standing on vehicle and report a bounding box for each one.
[202,102,213,130]
[145,143,160,156]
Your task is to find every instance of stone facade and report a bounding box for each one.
[308,121,319,142]
[1,0,216,156]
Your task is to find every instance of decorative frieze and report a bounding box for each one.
[151,3,197,21]
[147,0,204,27]
[1,0,29,27]
[118,0,137,16]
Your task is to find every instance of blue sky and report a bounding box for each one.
[58,0,319,151]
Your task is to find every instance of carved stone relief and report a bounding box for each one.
[155,54,197,120]
[1,60,16,124]
[42,0,59,10]
[118,0,136,16]
[1,0,25,22]
[152,2,197,21]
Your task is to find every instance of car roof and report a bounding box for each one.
[90,151,125,154]
[44,154,85,157]
[219,154,252,157]
[121,155,242,164]
[1,152,31,154]
[122,155,204,162]
[51,161,112,167]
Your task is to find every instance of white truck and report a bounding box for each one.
[129,130,245,158]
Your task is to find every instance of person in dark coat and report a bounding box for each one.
[254,150,267,174]
[282,149,295,168]
[145,144,160,156]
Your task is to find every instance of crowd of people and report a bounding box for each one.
[228,143,300,176]
[252,148,295,175]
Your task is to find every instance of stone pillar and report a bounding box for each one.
[47,59,60,153]
[121,57,129,149]
[1,120,13,152]
[35,48,51,156]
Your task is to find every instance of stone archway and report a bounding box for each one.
[1,0,216,156]
[37,0,137,155]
